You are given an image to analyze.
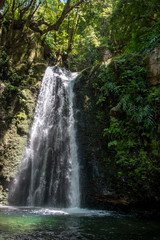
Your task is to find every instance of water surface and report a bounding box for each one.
[0,207,160,240]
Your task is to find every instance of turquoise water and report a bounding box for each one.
[0,207,160,240]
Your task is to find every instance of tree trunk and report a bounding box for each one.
[67,7,80,54]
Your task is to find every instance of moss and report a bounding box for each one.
[91,53,160,203]
[0,79,41,205]
[15,63,28,74]
[0,186,9,205]
[21,89,32,100]
[0,26,48,205]
[16,111,29,134]
[16,112,27,122]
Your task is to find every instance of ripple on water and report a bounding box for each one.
[0,206,160,240]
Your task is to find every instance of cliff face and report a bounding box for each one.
[0,82,41,204]
[74,50,160,213]
[74,70,111,208]
[0,47,160,214]
[0,28,48,204]
[147,48,160,86]
[1,26,46,74]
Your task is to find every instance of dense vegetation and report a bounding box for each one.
[95,54,160,203]
[0,0,160,210]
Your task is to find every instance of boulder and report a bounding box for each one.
[147,48,160,85]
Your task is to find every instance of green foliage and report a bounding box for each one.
[98,54,155,127]
[0,47,21,83]
[16,111,27,127]
[95,53,160,200]
[0,47,22,105]
[67,0,112,70]
[0,47,9,80]
[110,0,160,54]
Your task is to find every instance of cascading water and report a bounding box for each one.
[9,66,80,208]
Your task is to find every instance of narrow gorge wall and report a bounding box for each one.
[0,48,160,213]
[0,27,49,204]
[74,70,111,208]
[74,50,160,212]
[0,83,41,204]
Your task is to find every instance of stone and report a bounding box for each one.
[15,63,28,74]
[103,50,112,62]
[109,107,124,119]
[147,48,160,85]
[0,83,5,95]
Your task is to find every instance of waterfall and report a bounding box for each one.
[9,66,80,208]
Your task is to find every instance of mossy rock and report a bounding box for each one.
[17,119,29,135]
[20,89,32,100]
[15,63,28,74]
[33,62,47,70]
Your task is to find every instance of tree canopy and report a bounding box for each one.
[0,0,160,66]
[0,0,88,34]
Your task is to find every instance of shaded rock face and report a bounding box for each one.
[0,26,49,78]
[0,83,41,205]
[1,28,44,68]
[0,24,49,204]
[147,48,160,85]
[74,72,110,208]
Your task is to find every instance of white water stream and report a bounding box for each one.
[9,66,80,208]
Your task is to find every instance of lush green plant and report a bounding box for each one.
[95,53,160,200]
[110,0,160,54]
[98,54,155,127]
[0,47,22,87]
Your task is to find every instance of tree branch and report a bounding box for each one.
[0,7,9,20]
[29,0,86,34]
[0,0,5,10]
[20,0,35,20]
[28,1,42,21]
[67,7,80,54]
